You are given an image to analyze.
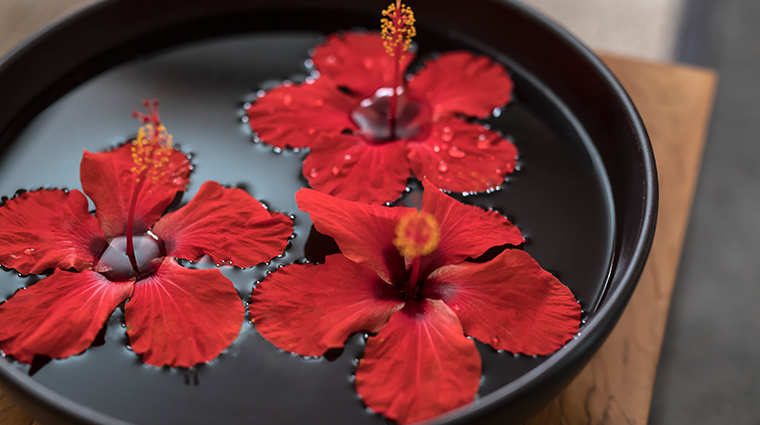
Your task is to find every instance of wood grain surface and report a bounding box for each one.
[0,2,716,424]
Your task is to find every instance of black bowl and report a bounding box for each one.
[0,0,657,424]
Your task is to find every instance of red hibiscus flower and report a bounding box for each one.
[251,180,580,424]
[246,30,517,204]
[0,102,293,368]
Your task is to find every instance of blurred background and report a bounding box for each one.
[0,0,756,424]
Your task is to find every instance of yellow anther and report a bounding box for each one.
[381,1,416,57]
[393,211,440,258]
[130,116,174,182]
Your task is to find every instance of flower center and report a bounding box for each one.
[95,232,165,282]
[393,211,440,297]
[350,88,431,143]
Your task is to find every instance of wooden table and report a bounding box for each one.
[0,2,717,424]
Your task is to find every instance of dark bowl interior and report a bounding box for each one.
[0,0,657,424]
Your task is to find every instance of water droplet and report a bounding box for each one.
[491,335,499,345]
[493,107,502,117]
[95,234,164,282]
[477,135,490,150]
[309,168,318,178]
[437,161,448,173]
[351,91,430,142]
[243,102,252,110]
[315,99,324,107]
[331,166,340,176]
[344,154,352,160]
[22,248,34,255]
[363,56,374,69]
[240,116,249,124]
[304,58,314,68]
[307,128,316,135]
[452,304,460,312]
[440,126,453,142]
[273,147,283,154]
[448,146,466,158]
[326,55,337,64]
[282,94,293,106]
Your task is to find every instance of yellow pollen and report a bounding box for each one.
[381,1,416,58]
[393,211,440,258]
[130,122,173,182]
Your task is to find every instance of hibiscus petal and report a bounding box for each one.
[296,188,414,285]
[408,117,517,194]
[0,189,106,275]
[0,269,132,363]
[247,78,358,148]
[419,179,523,275]
[356,299,481,424]
[407,51,513,119]
[124,258,243,367]
[251,254,404,356]
[80,144,191,237]
[312,32,415,99]
[422,249,581,356]
[151,181,292,268]
[303,134,411,204]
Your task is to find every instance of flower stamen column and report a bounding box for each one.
[393,211,439,297]
[127,100,173,271]
[381,0,416,140]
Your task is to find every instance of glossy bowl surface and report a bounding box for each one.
[0,1,657,424]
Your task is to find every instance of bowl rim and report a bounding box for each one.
[0,0,658,424]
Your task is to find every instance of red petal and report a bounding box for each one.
[80,144,191,237]
[408,117,517,194]
[407,51,513,119]
[296,188,414,285]
[151,181,292,268]
[422,249,581,356]
[356,299,481,424]
[0,190,106,275]
[419,179,523,275]
[251,254,404,356]
[247,78,358,148]
[0,269,132,363]
[125,258,243,367]
[312,32,415,99]
[303,134,411,204]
